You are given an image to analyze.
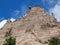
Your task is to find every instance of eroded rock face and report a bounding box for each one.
[0,6,60,45]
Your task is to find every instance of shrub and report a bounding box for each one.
[48,37,60,45]
[3,36,16,45]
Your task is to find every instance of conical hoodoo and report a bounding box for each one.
[22,6,57,27]
[0,6,60,45]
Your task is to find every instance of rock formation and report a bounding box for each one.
[0,6,60,45]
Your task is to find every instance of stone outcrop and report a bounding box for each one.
[0,6,60,45]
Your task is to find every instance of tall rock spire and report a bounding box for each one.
[0,6,60,45]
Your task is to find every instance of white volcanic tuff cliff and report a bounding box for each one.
[0,6,60,45]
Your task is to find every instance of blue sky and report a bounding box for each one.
[0,0,60,28]
[0,0,58,20]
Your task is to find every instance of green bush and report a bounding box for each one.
[48,37,60,45]
[3,36,16,45]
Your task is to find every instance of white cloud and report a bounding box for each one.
[13,10,20,16]
[0,18,16,29]
[0,20,7,29]
[42,0,57,7]
[47,0,56,4]
[11,10,20,18]
[10,18,16,22]
[21,5,28,15]
[49,1,60,22]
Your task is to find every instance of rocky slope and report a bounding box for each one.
[0,6,60,45]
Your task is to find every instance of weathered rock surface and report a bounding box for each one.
[0,6,60,45]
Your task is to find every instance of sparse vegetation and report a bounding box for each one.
[5,27,12,37]
[3,36,16,45]
[48,37,60,45]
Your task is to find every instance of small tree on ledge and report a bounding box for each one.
[48,37,60,45]
[3,36,16,45]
